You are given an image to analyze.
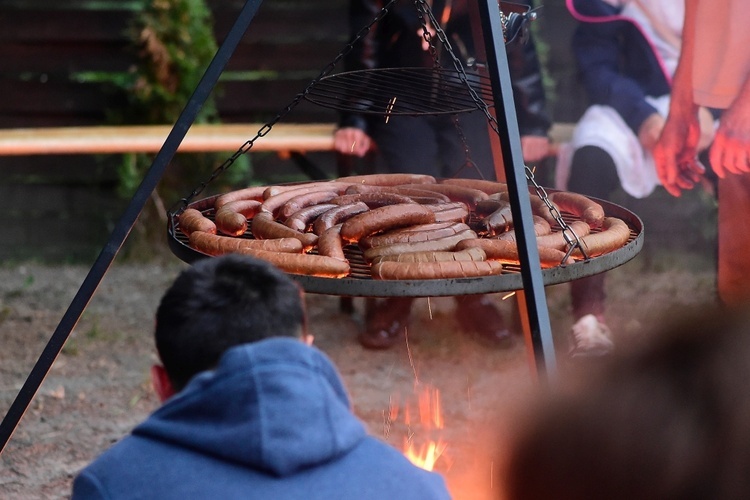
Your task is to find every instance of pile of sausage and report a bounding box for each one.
[177,173,632,279]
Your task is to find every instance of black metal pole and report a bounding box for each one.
[476,1,557,380]
[0,0,266,454]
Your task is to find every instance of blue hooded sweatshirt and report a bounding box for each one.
[72,338,450,499]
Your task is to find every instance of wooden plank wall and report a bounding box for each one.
[0,0,349,128]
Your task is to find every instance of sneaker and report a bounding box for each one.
[454,294,514,347]
[568,314,614,358]
[359,297,414,349]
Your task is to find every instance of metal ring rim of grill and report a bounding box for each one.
[167,188,644,297]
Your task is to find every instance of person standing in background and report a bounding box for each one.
[654,0,750,307]
[334,0,553,349]
[560,0,716,354]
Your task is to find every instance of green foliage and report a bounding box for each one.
[122,0,220,125]
[108,0,253,208]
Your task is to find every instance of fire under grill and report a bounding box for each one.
[168,192,643,298]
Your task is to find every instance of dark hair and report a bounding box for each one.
[502,306,750,500]
[155,254,306,391]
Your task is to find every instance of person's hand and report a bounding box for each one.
[520,135,550,164]
[697,106,716,152]
[653,104,703,197]
[637,113,665,151]
[709,93,750,179]
[334,127,372,157]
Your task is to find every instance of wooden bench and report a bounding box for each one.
[0,123,335,155]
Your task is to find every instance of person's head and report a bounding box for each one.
[501,305,750,500]
[152,254,308,398]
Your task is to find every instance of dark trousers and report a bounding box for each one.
[369,110,497,180]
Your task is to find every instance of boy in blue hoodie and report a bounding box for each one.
[72,254,450,499]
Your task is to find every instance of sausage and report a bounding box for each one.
[214,199,263,236]
[329,192,416,208]
[178,208,216,236]
[474,198,506,217]
[278,190,339,220]
[262,181,352,199]
[344,183,452,203]
[480,201,513,236]
[398,183,488,208]
[189,231,303,256]
[340,203,436,243]
[284,203,338,232]
[316,223,347,261]
[230,247,351,278]
[493,190,561,226]
[371,259,503,280]
[312,202,370,235]
[250,212,318,251]
[278,190,340,220]
[548,191,605,229]
[371,246,487,264]
[360,221,471,249]
[363,229,478,262]
[439,178,508,195]
[214,186,267,210]
[334,173,437,186]
[496,215,558,242]
[534,221,592,251]
[454,238,574,269]
[571,217,631,259]
[260,183,349,216]
[422,202,470,223]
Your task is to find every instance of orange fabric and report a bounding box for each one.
[718,173,750,305]
[692,0,750,108]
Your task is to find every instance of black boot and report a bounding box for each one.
[454,294,514,347]
[359,297,415,349]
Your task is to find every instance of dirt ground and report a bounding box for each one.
[0,248,717,499]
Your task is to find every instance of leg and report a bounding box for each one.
[565,146,619,356]
[360,296,416,349]
[369,115,440,175]
[454,294,514,347]
[566,146,619,321]
[717,173,750,306]
[437,111,496,180]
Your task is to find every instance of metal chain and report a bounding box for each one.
[414,0,478,177]
[525,165,588,260]
[169,0,400,216]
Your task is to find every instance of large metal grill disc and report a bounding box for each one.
[168,191,643,298]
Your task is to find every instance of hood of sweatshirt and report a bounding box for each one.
[133,338,367,476]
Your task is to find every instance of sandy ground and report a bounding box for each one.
[0,248,717,499]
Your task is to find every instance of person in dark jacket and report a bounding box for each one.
[334,0,553,349]
[71,255,450,499]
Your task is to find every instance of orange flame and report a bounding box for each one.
[395,383,447,471]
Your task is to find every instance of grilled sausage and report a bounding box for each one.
[340,203,436,243]
[178,208,216,236]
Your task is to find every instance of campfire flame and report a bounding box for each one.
[395,384,447,471]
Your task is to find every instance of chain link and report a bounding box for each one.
[525,165,588,260]
[169,0,400,217]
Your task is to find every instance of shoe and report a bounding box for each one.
[359,297,414,349]
[568,314,614,358]
[454,295,514,347]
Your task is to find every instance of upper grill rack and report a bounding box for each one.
[303,67,495,116]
